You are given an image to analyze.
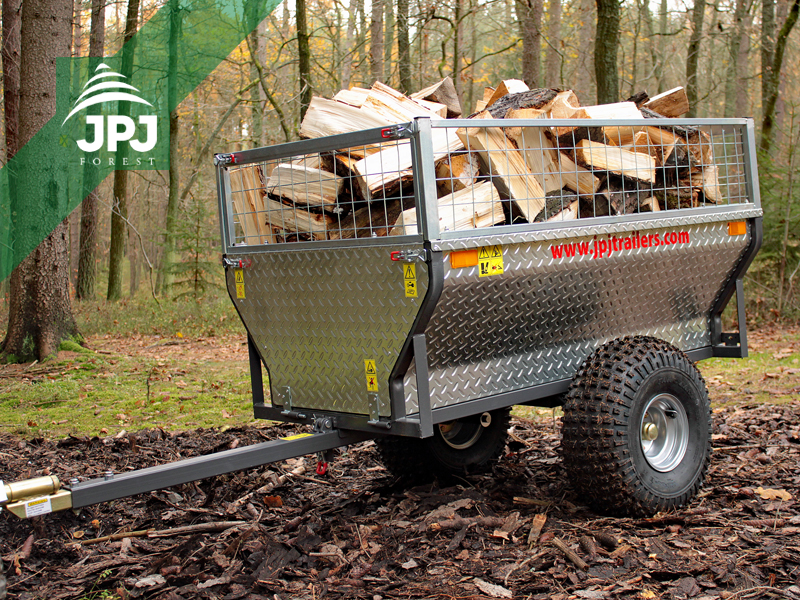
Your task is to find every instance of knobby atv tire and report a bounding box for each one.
[561,336,711,517]
[376,408,511,480]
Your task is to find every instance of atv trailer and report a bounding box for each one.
[1,116,761,519]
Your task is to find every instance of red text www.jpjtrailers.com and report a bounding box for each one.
[550,230,691,260]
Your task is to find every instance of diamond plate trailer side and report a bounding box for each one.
[217,117,761,436]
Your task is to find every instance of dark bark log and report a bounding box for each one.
[594,0,620,103]
[107,0,141,301]
[3,0,78,361]
[480,88,558,118]
[76,0,105,300]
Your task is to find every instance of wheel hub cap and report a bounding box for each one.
[640,394,689,472]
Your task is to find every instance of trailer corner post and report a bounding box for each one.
[412,117,440,242]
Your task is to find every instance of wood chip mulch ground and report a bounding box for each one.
[2,400,800,600]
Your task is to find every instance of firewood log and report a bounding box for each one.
[229,165,275,244]
[436,152,480,195]
[644,87,690,117]
[390,181,504,235]
[410,76,462,117]
[266,164,343,207]
[456,112,546,221]
[575,140,656,183]
[486,79,530,107]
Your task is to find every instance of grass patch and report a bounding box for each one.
[0,334,257,437]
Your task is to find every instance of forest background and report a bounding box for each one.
[0,0,799,358]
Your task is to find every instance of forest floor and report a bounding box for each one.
[0,326,799,600]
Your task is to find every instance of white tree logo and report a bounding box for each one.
[63,63,158,153]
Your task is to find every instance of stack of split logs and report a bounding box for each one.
[228,77,724,244]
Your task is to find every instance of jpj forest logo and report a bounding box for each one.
[62,63,158,167]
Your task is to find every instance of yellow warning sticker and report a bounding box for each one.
[478,245,504,277]
[279,433,314,441]
[403,263,417,298]
[235,268,245,299]
[365,359,379,392]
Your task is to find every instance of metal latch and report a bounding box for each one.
[390,249,428,262]
[222,257,252,269]
[214,153,236,166]
[380,124,413,140]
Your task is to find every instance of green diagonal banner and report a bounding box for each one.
[0,0,281,282]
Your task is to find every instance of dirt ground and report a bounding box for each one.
[1,398,799,600]
[1,327,799,600]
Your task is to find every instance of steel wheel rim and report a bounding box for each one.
[640,393,689,472]
[439,420,483,450]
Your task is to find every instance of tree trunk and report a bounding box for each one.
[342,0,361,88]
[397,0,411,93]
[638,0,658,89]
[725,0,747,117]
[658,0,668,92]
[685,0,705,117]
[107,0,141,301]
[370,0,384,84]
[297,0,312,120]
[762,0,776,106]
[595,0,620,103]
[384,0,394,84]
[2,0,78,362]
[736,11,752,117]
[516,0,542,88]
[249,23,265,149]
[2,0,21,161]
[76,0,105,300]
[576,0,595,102]
[760,0,800,154]
[453,0,464,99]
[545,0,562,86]
[157,0,181,294]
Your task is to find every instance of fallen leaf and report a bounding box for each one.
[401,558,419,570]
[135,575,166,588]
[474,578,513,599]
[72,530,85,539]
[221,410,232,419]
[639,591,657,599]
[263,495,283,508]
[755,487,792,501]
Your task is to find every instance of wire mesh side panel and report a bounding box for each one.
[225,138,424,246]
[429,120,750,234]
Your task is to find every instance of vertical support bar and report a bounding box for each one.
[411,117,440,241]
[248,335,265,408]
[215,164,230,252]
[736,278,748,358]
[743,120,762,208]
[413,333,434,438]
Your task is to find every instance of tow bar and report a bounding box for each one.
[1,425,369,519]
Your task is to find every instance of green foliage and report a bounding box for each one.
[170,193,221,299]
[59,338,91,353]
[71,290,243,338]
[752,146,800,321]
